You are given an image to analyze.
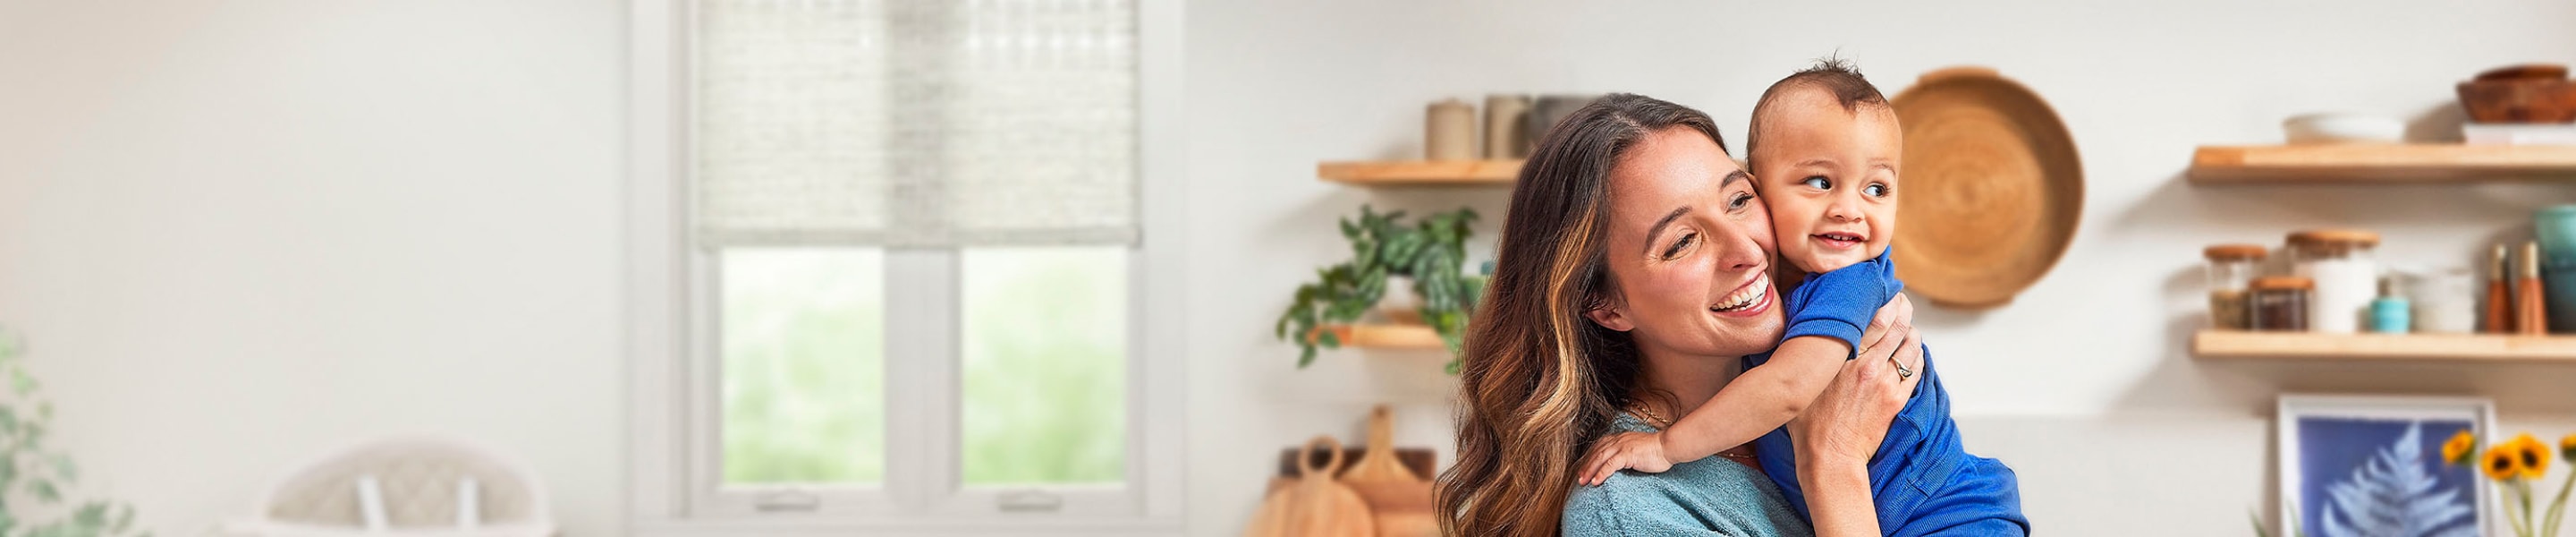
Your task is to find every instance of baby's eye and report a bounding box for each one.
[1864,183,1891,198]
[1800,176,1831,190]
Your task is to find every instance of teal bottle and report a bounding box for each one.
[2369,275,2411,333]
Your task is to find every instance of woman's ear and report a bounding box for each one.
[1583,301,1634,332]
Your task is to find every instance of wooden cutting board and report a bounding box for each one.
[1275,448,1433,481]
[1245,436,1377,537]
[1340,406,1436,537]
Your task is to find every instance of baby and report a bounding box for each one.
[1580,60,2029,535]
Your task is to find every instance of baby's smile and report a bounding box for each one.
[1809,230,1868,251]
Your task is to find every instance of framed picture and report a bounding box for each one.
[2277,395,2495,537]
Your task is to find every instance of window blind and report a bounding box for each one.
[693,0,1139,247]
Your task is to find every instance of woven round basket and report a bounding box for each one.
[1886,66,2084,310]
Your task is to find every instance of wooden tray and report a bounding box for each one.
[1886,66,2084,309]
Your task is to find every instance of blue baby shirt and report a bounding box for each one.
[1739,250,2031,536]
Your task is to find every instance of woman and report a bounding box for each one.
[1436,93,1924,537]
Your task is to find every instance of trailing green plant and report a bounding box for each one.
[1274,205,1482,372]
[0,329,145,537]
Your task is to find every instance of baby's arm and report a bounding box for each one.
[1665,256,1906,460]
[1576,300,1906,485]
[1657,336,1848,461]
[1577,254,1904,485]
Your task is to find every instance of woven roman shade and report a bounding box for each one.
[693,0,1138,247]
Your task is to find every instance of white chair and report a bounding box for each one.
[225,436,555,537]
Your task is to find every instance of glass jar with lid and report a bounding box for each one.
[2286,229,2380,334]
[2249,276,2315,332]
[2203,244,2269,330]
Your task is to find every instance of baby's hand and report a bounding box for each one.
[1577,431,1674,486]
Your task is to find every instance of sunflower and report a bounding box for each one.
[2487,445,2524,481]
[2444,430,2478,465]
[2562,433,2576,462]
[2511,433,2552,480]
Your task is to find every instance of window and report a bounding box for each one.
[626,0,1179,533]
[959,247,1128,487]
[717,247,885,487]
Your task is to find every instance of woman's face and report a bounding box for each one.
[1584,126,1787,358]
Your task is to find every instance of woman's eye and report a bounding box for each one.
[1664,233,1696,259]
[1801,176,1831,190]
[1865,183,1890,197]
[1727,192,1754,210]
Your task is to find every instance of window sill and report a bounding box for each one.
[631,516,1186,537]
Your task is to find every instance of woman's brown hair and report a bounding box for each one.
[1436,93,1729,537]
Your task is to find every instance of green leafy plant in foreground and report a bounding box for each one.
[1274,205,1482,372]
[0,329,145,537]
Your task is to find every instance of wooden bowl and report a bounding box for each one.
[1886,67,2084,310]
[2457,78,2576,124]
[2476,64,2568,81]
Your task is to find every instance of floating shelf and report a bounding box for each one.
[1317,159,1520,186]
[2187,144,2576,183]
[2191,330,2576,363]
[1311,323,1446,350]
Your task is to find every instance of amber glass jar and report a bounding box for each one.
[2249,276,2316,332]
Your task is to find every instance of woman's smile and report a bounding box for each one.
[1709,272,1775,318]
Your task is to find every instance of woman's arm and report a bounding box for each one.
[1792,303,1924,537]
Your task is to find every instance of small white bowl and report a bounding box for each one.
[2284,114,2405,144]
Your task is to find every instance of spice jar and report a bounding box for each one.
[2287,229,2380,334]
[2250,276,2315,332]
[2204,244,2268,330]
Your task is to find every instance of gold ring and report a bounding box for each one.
[1891,357,1913,380]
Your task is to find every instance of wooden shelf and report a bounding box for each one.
[1317,159,1520,186]
[2188,144,2576,183]
[1313,323,1446,350]
[2191,330,2576,363]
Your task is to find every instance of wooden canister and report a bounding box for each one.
[1529,94,1602,146]
[1426,98,1479,161]
[1484,95,1530,159]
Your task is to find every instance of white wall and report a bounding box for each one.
[1182,0,2576,535]
[0,1,624,535]
[11,1,2576,536]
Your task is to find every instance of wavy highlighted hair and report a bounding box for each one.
[1436,94,1728,537]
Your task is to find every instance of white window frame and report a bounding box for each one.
[624,0,1186,534]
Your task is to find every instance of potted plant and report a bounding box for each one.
[0,328,143,537]
[1273,205,1482,372]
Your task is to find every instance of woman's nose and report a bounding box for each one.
[1710,221,1767,272]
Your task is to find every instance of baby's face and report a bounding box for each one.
[1751,90,1902,274]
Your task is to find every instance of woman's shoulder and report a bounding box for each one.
[1559,416,1813,537]
[1560,461,1811,537]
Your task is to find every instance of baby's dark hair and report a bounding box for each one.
[1746,56,1889,160]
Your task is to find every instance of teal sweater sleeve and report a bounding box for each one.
[1780,249,1904,359]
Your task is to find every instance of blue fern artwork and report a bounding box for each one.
[2296,417,2480,537]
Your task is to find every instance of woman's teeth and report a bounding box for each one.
[1712,274,1769,312]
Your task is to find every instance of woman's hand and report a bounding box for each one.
[1792,315,1920,464]
[1576,430,1673,486]
[1792,294,1924,537]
